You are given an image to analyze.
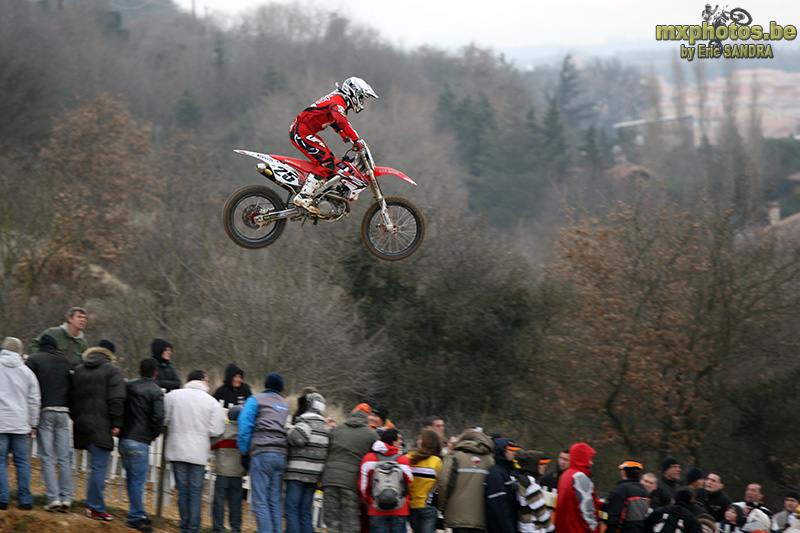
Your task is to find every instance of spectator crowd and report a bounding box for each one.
[1,307,799,533]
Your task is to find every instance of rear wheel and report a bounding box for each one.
[730,8,752,25]
[360,197,425,261]
[222,185,287,249]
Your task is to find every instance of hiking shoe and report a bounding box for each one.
[44,501,62,511]
[86,507,114,521]
[59,501,71,512]
[19,503,33,510]
[127,519,153,532]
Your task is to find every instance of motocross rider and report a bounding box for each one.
[289,76,378,215]
[702,3,718,22]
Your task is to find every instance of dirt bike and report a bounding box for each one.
[705,5,753,49]
[223,142,425,261]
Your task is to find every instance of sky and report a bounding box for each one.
[171,0,799,54]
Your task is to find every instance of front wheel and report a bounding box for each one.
[222,185,287,249]
[360,197,425,261]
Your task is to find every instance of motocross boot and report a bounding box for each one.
[293,174,324,215]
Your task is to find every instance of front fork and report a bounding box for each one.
[360,151,398,234]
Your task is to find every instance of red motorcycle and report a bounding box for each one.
[223,141,425,261]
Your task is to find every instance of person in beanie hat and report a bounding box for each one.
[605,461,650,533]
[773,491,800,532]
[238,372,289,533]
[150,338,180,392]
[646,488,702,533]
[516,450,554,533]
[685,467,704,489]
[26,333,73,511]
[651,457,681,508]
[486,438,522,533]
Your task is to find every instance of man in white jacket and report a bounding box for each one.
[164,369,225,533]
[0,337,41,511]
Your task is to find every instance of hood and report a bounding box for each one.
[224,363,245,387]
[184,380,210,393]
[725,505,746,527]
[568,442,596,475]
[493,437,518,464]
[453,430,494,456]
[371,439,400,457]
[743,509,771,532]
[81,346,115,366]
[151,338,173,361]
[517,450,544,475]
[0,348,23,367]
[305,392,326,415]
[345,409,370,428]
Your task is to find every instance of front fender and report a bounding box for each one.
[373,166,417,186]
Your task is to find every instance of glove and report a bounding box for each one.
[340,133,351,143]
[240,454,250,472]
[353,139,366,151]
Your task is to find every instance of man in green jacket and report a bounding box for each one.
[29,306,88,369]
[320,406,378,533]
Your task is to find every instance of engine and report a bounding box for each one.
[315,193,349,222]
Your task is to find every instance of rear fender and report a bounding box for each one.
[234,149,303,187]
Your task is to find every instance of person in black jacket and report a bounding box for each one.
[26,334,74,511]
[212,363,252,408]
[646,488,703,533]
[605,461,651,533]
[485,437,522,533]
[119,358,164,532]
[651,457,682,508]
[150,338,180,392]
[71,340,126,521]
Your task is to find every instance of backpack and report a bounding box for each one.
[620,495,651,525]
[653,509,687,533]
[370,453,407,511]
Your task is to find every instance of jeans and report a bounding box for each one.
[249,452,286,533]
[119,439,150,522]
[37,411,73,505]
[173,461,207,533]
[85,443,111,513]
[409,506,437,533]
[369,515,408,533]
[0,433,32,506]
[284,479,317,533]
[213,475,243,532]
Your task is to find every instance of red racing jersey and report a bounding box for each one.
[293,91,360,142]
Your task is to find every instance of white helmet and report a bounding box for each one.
[337,77,378,113]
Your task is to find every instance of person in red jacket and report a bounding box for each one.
[289,76,378,214]
[555,442,602,533]
[359,428,413,533]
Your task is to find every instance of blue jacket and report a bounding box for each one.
[238,390,289,456]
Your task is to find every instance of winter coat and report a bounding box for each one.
[152,355,180,392]
[605,478,651,533]
[25,345,71,409]
[486,438,520,533]
[0,348,41,433]
[70,347,126,450]
[164,380,225,465]
[651,475,681,508]
[359,440,413,516]
[320,409,378,491]
[212,363,253,408]
[646,502,703,533]
[29,324,88,369]
[285,392,330,484]
[237,390,289,456]
[555,442,602,533]
[438,430,496,530]
[696,488,733,522]
[120,377,164,445]
[517,473,555,533]
[212,419,246,477]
